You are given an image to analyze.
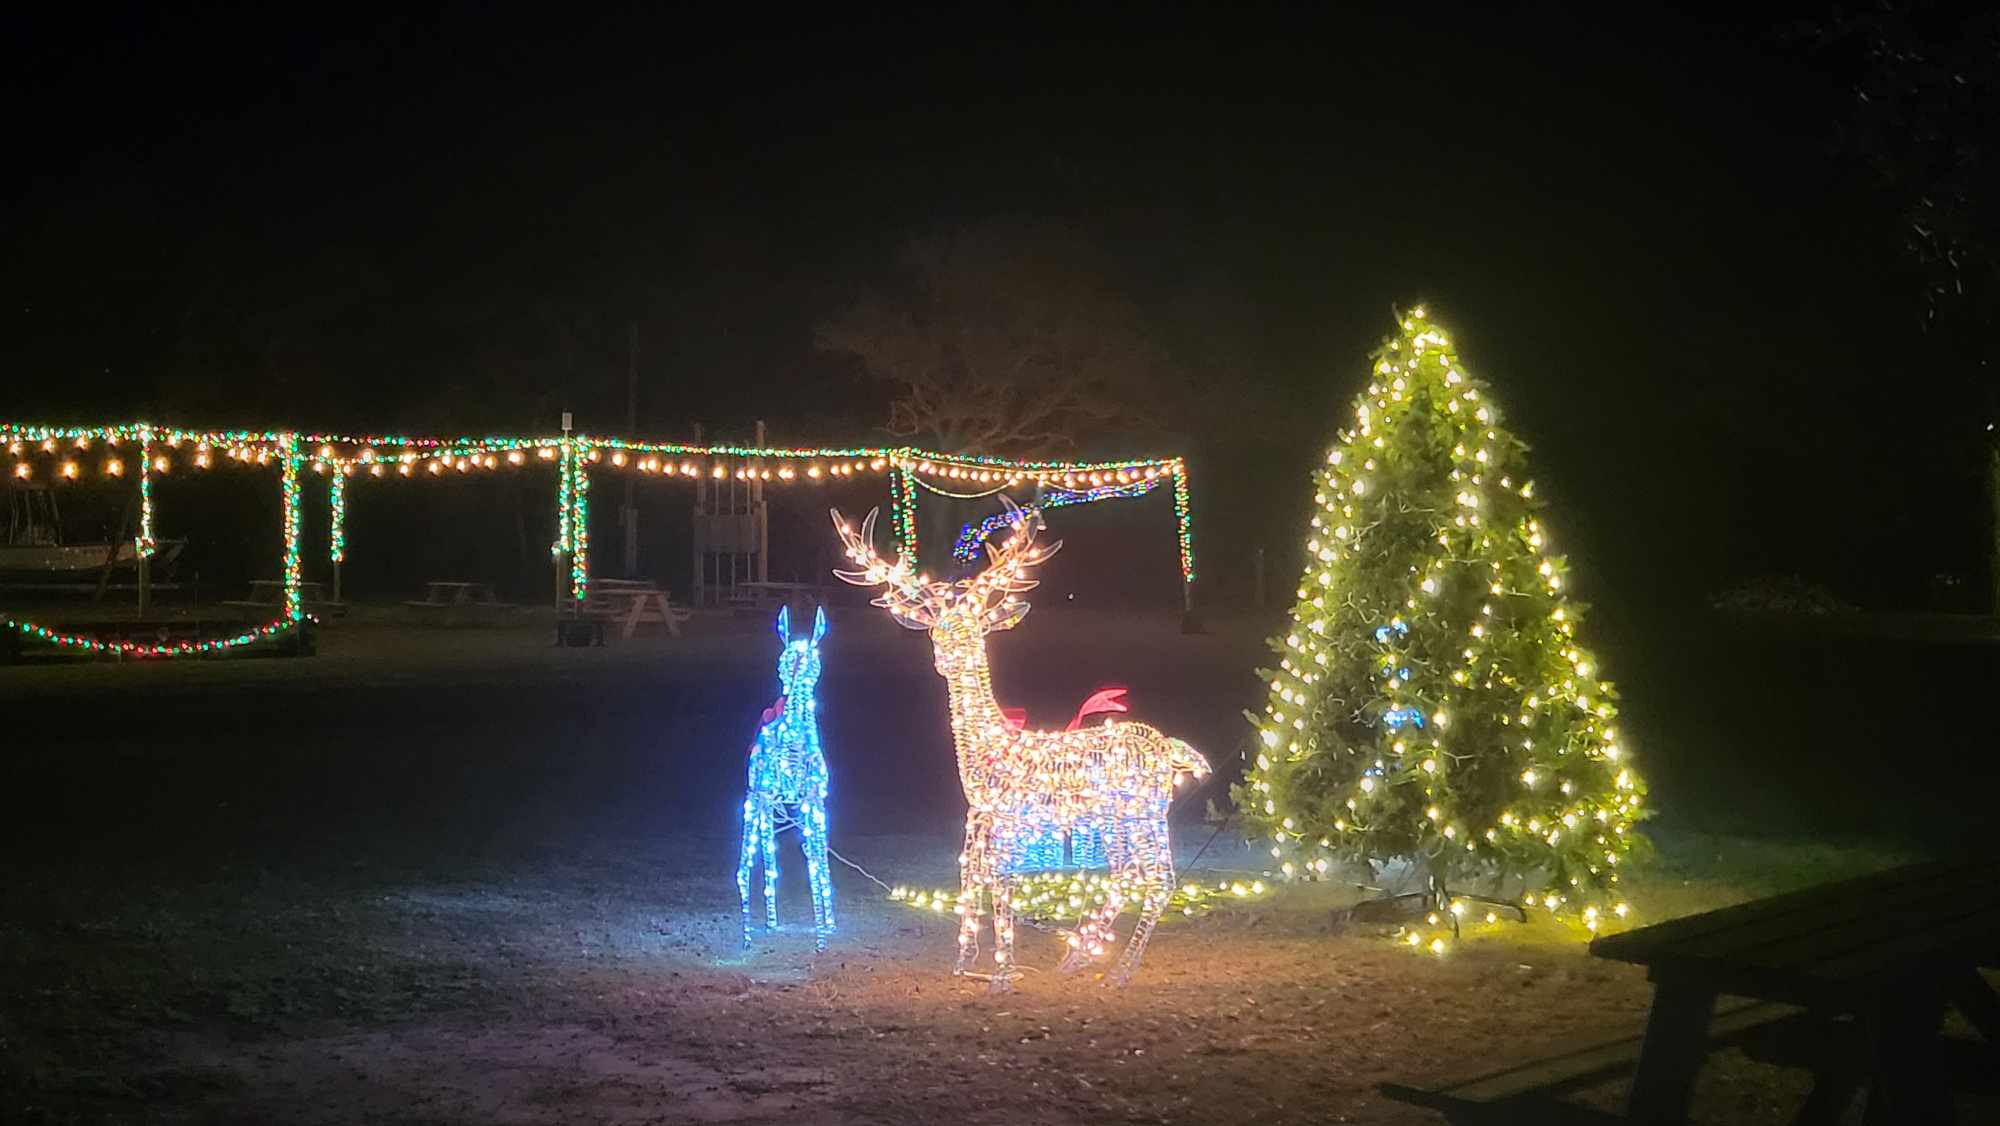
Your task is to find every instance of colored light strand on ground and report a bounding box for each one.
[738,605,836,950]
[951,478,1167,563]
[891,872,1265,925]
[834,502,1209,990]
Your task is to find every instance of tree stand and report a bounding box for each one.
[1339,872,1527,940]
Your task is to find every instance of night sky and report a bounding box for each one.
[5,3,1987,612]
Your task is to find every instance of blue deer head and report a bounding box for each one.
[773,604,828,703]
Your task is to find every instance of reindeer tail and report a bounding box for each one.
[1166,737,1211,781]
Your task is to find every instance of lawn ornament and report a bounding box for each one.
[833,503,1208,989]
[735,604,836,949]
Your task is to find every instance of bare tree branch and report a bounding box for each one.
[814,218,1177,458]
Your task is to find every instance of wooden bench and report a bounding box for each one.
[221,579,344,616]
[566,578,689,640]
[1381,1000,1799,1123]
[1590,859,1999,1124]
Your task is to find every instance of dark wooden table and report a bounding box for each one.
[1591,859,2000,1124]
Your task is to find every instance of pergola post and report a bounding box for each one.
[280,433,302,620]
[328,469,346,605]
[135,428,153,617]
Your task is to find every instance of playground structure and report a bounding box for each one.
[0,420,1194,658]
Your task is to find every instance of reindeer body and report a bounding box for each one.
[736,605,836,950]
[834,506,1207,988]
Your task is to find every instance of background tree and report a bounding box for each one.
[1799,3,2000,607]
[1235,310,1646,950]
[814,218,1179,459]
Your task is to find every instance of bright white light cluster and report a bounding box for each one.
[736,605,836,950]
[834,504,1209,989]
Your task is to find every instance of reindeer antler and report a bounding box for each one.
[830,508,949,629]
[962,494,1062,632]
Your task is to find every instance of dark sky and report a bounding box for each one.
[3,3,1985,610]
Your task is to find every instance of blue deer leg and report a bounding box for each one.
[762,803,781,930]
[735,794,760,947]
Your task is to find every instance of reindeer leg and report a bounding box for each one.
[1060,819,1128,974]
[802,792,832,949]
[736,794,760,947]
[989,872,1020,994]
[761,802,781,931]
[953,815,988,975]
[1107,818,1171,988]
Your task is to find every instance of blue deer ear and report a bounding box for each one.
[775,604,791,642]
[812,605,828,642]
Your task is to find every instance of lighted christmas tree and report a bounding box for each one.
[1235,308,1646,948]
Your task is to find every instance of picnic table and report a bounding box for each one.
[403,581,504,609]
[728,580,819,613]
[1592,858,1999,1124]
[222,579,342,615]
[566,578,689,640]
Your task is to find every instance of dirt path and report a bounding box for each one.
[73,834,1863,1126]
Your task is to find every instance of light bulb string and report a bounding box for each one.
[909,475,1016,500]
[771,809,1257,905]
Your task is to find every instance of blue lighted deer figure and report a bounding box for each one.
[736,605,836,949]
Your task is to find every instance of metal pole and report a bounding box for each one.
[754,419,768,584]
[557,411,572,611]
[691,422,704,608]
[623,321,640,577]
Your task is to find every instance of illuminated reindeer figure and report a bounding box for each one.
[736,605,836,950]
[832,505,1208,989]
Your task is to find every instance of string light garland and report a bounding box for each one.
[1171,462,1196,583]
[1,613,311,657]
[1232,309,1646,954]
[3,420,1194,645]
[0,425,308,658]
[834,502,1209,990]
[951,478,1167,563]
[737,605,836,950]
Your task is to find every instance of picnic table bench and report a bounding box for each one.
[727,580,820,614]
[1384,859,1999,1124]
[403,581,507,610]
[563,578,689,641]
[1599,859,1998,1123]
[221,579,343,615]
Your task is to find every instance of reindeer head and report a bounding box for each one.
[831,500,1061,677]
[773,603,828,703]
